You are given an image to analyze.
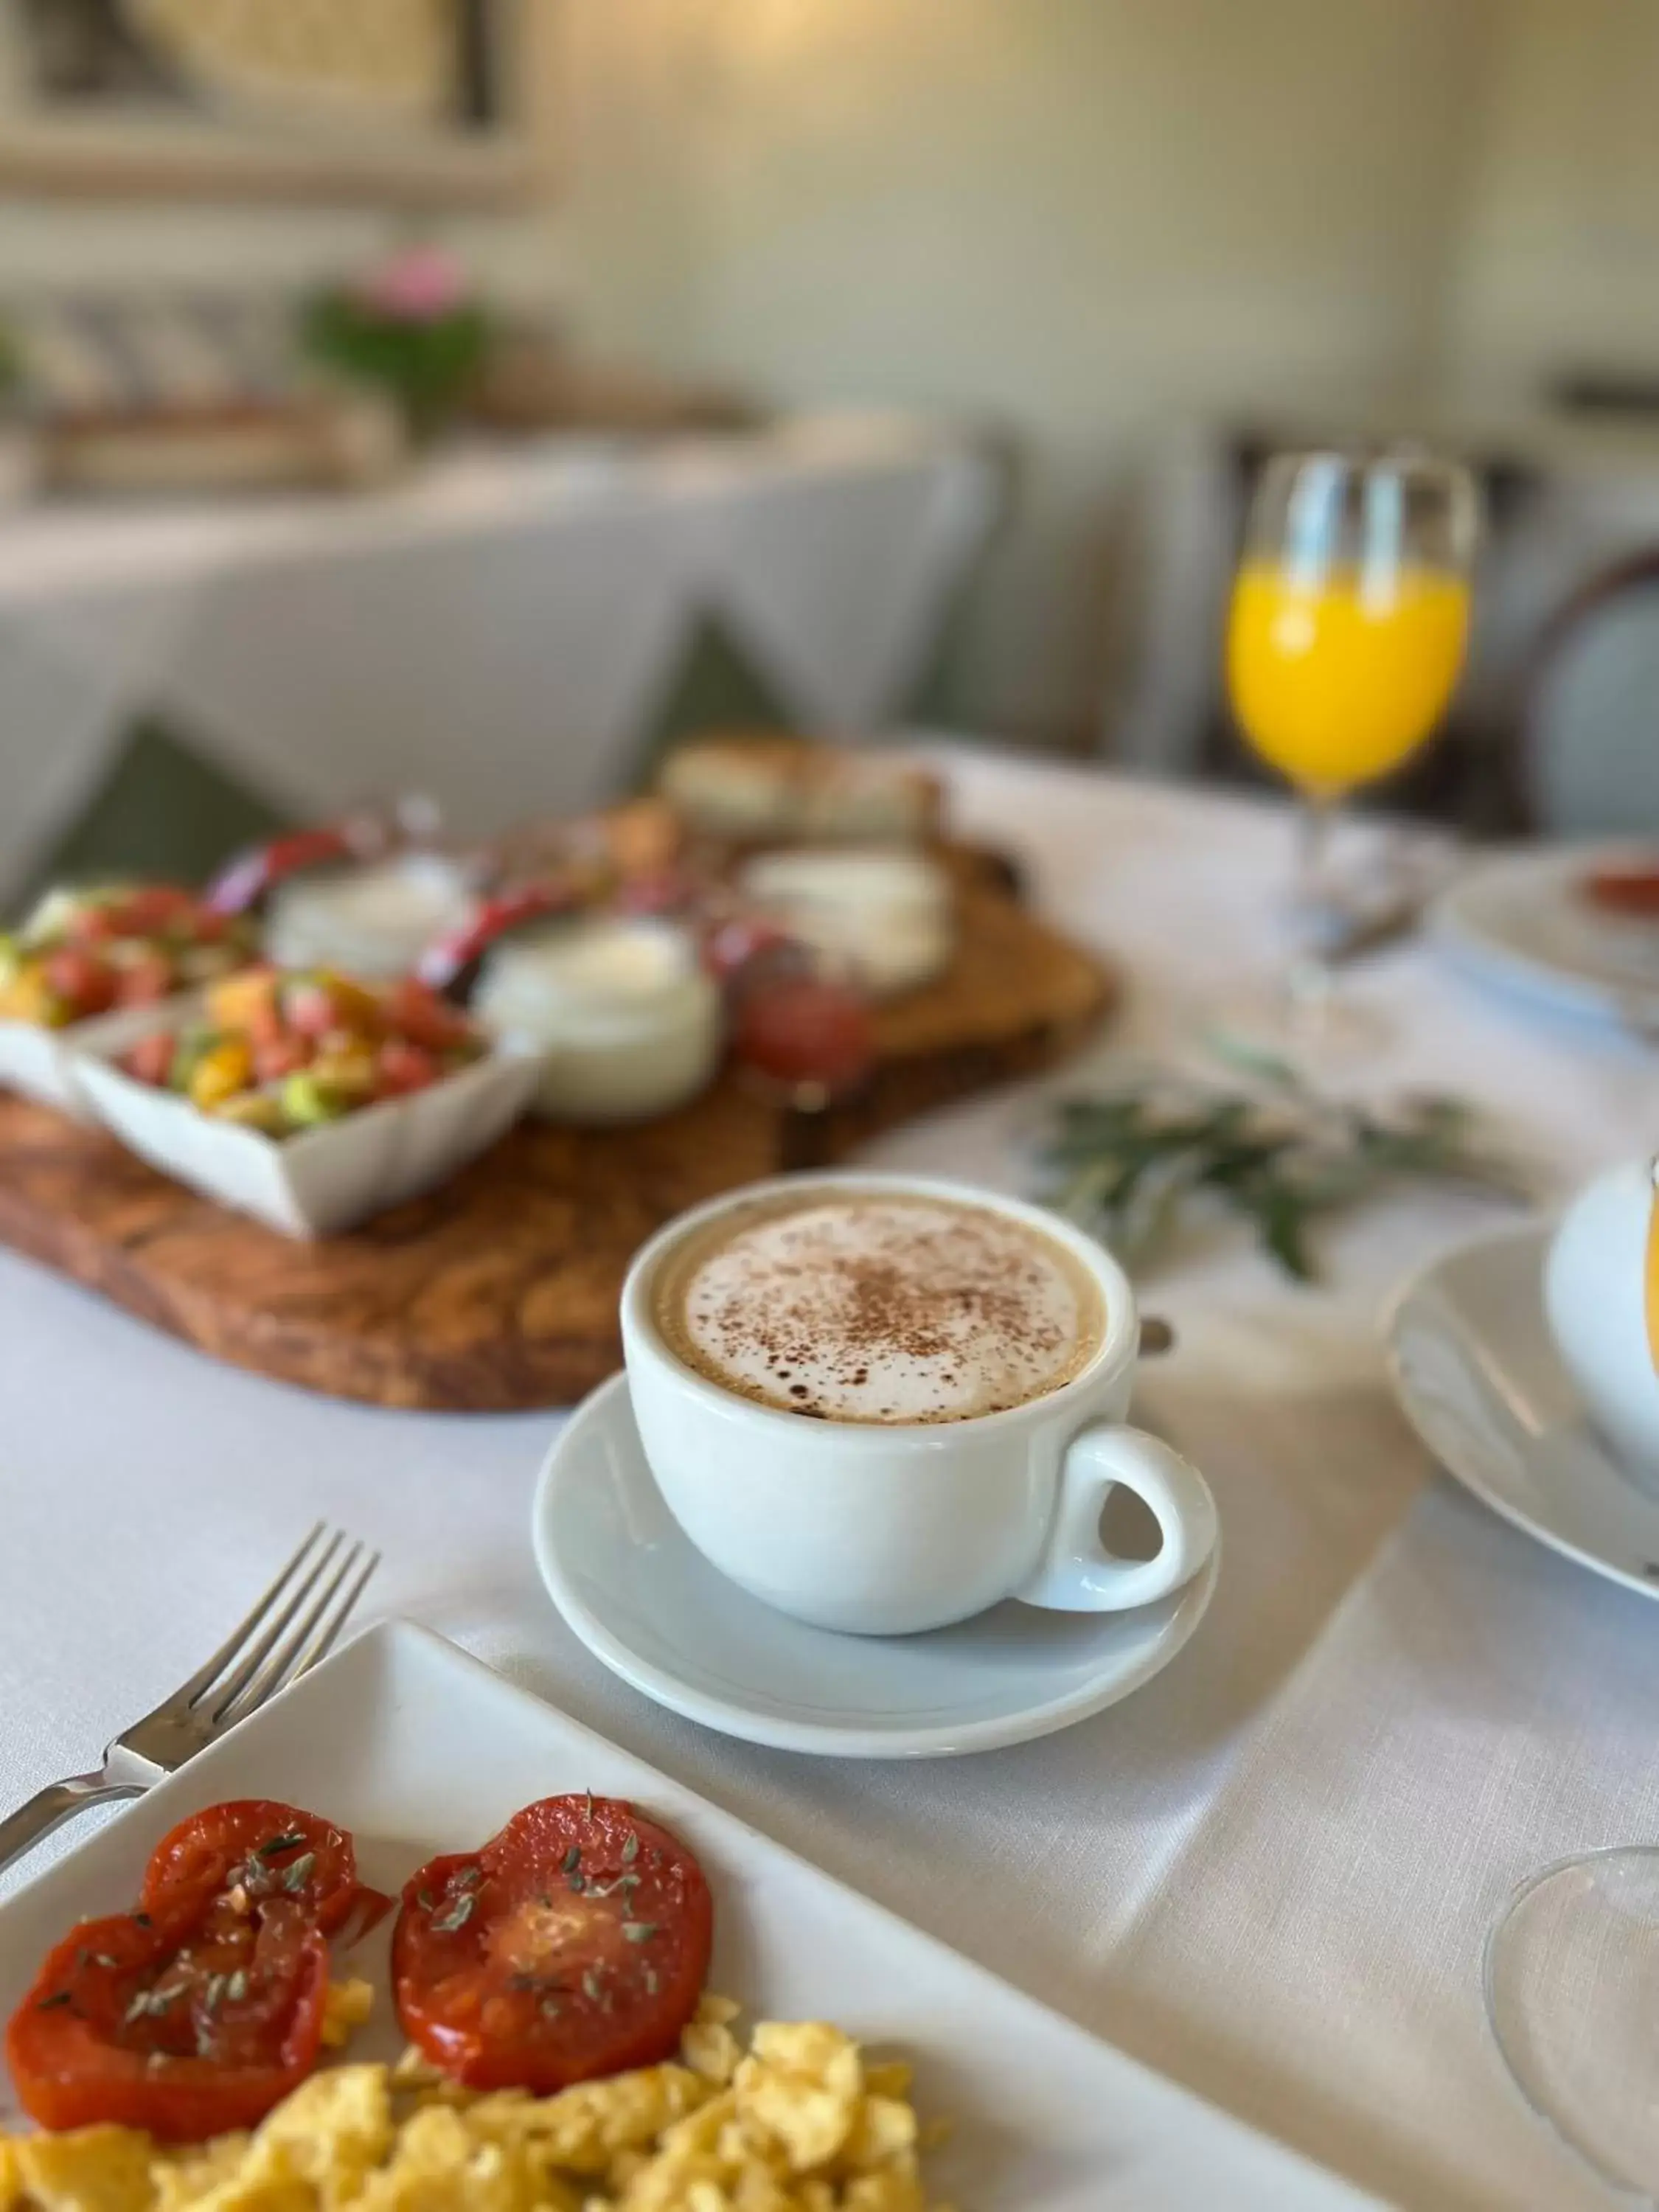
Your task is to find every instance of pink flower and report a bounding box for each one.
[355,246,468,324]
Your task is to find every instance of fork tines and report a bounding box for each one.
[174,1523,380,1730]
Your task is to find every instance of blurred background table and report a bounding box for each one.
[0,414,996,904]
[0,742,1646,2210]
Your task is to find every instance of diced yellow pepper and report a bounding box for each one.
[206,966,279,1034]
[313,971,383,1036]
[0,966,66,1028]
[187,1037,254,1110]
[204,1090,288,1135]
[306,1048,378,1099]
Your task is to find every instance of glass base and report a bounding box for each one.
[1486,1846,1659,2200]
[1202,965,1391,1077]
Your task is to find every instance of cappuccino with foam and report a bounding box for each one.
[652,1190,1105,1425]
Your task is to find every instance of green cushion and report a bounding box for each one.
[35,716,291,900]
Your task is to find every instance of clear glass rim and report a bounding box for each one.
[1253,444,1476,484]
[1483,1843,1659,2207]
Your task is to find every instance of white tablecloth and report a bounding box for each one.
[0,416,995,902]
[0,745,1651,2211]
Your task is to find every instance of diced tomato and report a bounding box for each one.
[4,1896,329,2140]
[282,981,342,1040]
[114,950,177,1007]
[377,1039,439,1096]
[392,1795,712,2093]
[41,947,117,1018]
[122,1033,177,1086]
[383,977,473,1053]
[253,1034,313,1083]
[282,975,381,1043]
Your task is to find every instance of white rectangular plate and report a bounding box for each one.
[0,1622,1374,2208]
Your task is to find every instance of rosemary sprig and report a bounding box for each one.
[1036,1046,1528,1282]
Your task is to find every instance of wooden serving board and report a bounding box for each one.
[0,873,1114,1411]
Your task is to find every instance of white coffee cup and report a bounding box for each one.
[1545,1155,1659,1492]
[619,1172,1219,1636]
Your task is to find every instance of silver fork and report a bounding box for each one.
[0,1524,378,1880]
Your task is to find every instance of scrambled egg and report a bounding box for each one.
[0,1998,951,2212]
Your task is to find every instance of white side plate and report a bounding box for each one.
[1386,1225,1659,1603]
[0,1620,1371,2209]
[1432,844,1659,1028]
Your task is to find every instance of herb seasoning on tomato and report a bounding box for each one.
[139,1798,387,1947]
[5,1797,378,2140]
[4,1896,328,2139]
[392,1794,712,2091]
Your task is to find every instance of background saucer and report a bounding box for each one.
[532,1372,1220,1758]
[1387,1225,1659,1603]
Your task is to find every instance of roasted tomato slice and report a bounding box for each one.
[5,1896,328,2140]
[139,1799,382,1944]
[392,1795,712,2091]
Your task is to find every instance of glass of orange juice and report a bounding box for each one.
[1225,450,1478,1048]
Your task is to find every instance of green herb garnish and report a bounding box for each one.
[432,1894,475,1934]
[1037,1048,1526,1283]
[282,1851,317,1894]
[257,1832,307,1859]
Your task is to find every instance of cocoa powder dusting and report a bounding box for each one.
[667,1194,1099,1424]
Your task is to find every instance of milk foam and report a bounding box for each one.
[659,1194,1101,1424]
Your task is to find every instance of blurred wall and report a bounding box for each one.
[1447,0,1659,403]
[1,199,560,306]
[29,2,1653,754]
[552,0,1502,746]
[0,0,568,310]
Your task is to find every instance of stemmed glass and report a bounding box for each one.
[1222,448,1479,1053]
[1484,1159,1659,2201]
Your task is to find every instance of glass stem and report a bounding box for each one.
[1298,787,1340,908]
[1285,789,1343,1024]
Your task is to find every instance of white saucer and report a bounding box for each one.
[1386,1226,1659,1603]
[531,1372,1220,1759]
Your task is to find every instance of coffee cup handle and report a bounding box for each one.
[1015,1421,1218,1613]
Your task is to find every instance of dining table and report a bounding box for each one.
[0,740,1651,2212]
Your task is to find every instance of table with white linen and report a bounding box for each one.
[0,745,1651,2211]
[0,415,995,902]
